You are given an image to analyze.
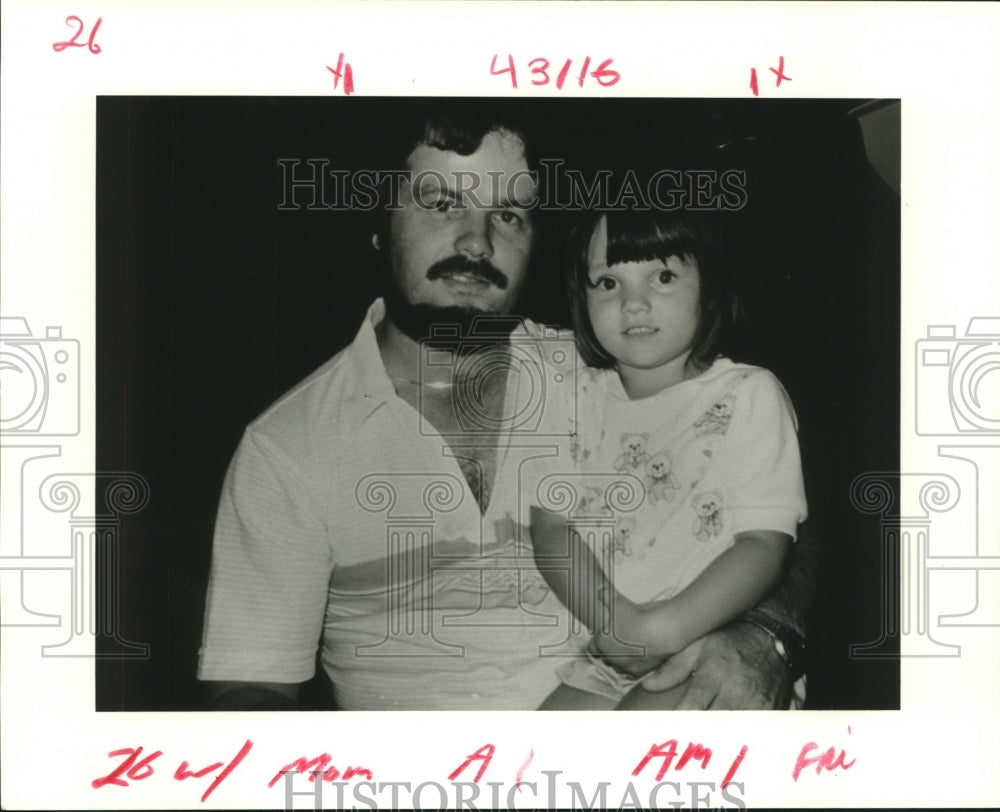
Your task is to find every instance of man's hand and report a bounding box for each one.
[640,622,792,710]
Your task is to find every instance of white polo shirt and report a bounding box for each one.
[198,299,586,709]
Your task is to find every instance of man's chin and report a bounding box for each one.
[386,300,492,342]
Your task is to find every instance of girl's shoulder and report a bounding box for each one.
[696,358,798,427]
[700,357,783,387]
[578,363,619,391]
[696,357,794,405]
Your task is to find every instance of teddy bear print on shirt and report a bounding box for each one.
[613,516,636,558]
[577,486,606,517]
[691,490,725,541]
[567,417,589,464]
[693,395,736,438]
[644,451,681,504]
[614,433,649,473]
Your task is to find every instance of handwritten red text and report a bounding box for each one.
[326,53,355,96]
[793,740,856,782]
[490,54,620,90]
[448,743,495,783]
[268,753,373,788]
[632,739,747,788]
[91,746,163,789]
[93,741,253,803]
[53,16,103,54]
[750,55,791,96]
[175,740,253,802]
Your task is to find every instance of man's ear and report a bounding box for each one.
[371,233,381,252]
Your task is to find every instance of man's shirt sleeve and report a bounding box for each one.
[198,426,333,683]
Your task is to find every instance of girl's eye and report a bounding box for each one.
[655,269,677,285]
[592,276,618,291]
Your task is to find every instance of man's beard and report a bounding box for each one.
[383,258,520,343]
[385,295,490,343]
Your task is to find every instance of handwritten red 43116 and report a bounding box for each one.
[490,54,620,90]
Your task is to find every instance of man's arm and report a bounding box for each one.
[205,681,303,711]
[198,429,333,704]
[636,519,819,709]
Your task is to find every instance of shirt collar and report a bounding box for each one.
[342,298,551,429]
[605,355,734,402]
[341,298,396,427]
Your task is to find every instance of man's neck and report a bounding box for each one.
[376,313,507,516]
[375,316,455,388]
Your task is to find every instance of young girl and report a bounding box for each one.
[531,209,808,710]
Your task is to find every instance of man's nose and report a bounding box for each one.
[454,210,494,259]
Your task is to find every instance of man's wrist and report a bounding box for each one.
[208,685,299,711]
[739,608,807,681]
[753,590,806,638]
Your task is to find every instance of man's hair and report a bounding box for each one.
[373,100,540,242]
[385,99,538,172]
[566,208,740,371]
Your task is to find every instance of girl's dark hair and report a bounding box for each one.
[567,209,740,371]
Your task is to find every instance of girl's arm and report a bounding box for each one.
[594,531,792,670]
[530,506,608,633]
[620,370,808,700]
[530,505,792,670]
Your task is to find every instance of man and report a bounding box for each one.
[198,103,812,710]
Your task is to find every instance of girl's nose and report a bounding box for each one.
[622,287,650,314]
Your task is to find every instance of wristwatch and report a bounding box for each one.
[740,609,807,681]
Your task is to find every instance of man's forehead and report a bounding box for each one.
[405,129,529,175]
[404,129,537,207]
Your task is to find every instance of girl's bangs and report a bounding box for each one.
[603,211,702,266]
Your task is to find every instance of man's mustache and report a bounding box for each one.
[426,256,508,290]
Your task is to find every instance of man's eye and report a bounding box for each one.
[433,197,456,213]
[494,209,524,227]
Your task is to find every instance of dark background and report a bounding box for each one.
[96,97,900,711]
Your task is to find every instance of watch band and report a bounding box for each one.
[740,609,807,681]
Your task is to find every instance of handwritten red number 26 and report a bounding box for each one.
[53,16,103,54]
[91,747,163,788]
